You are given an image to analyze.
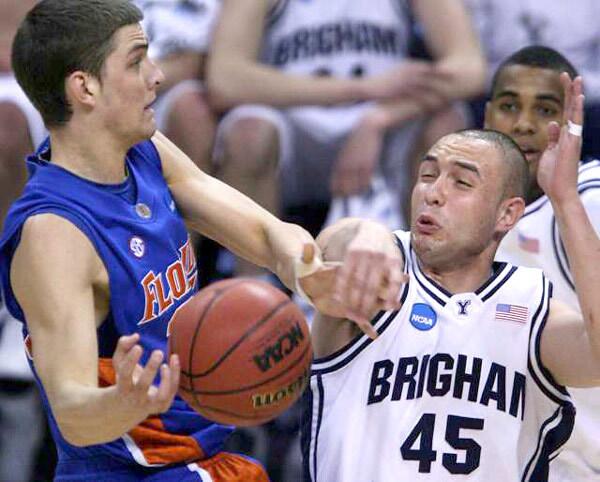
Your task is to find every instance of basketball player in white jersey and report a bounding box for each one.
[207,0,485,276]
[302,74,599,481]
[487,46,600,481]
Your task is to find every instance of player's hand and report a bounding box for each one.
[330,117,384,196]
[537,74,584,203]
[298,223,407,338]
[112,334,180,417]
[365,61,452,102]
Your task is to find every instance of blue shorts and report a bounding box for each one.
[54,452,269,481]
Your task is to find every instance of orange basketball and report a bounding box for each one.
[167,278,312,426]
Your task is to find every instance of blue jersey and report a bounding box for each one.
[0,139,233,471]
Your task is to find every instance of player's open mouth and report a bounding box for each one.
[519,146,540,162]
[416,214,440,234]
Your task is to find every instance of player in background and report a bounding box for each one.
[0,1,403,480]
[487,45,600,481]
[302,74,600,480]
[207,0,486,276]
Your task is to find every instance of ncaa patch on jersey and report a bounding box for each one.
[409,303,437,331]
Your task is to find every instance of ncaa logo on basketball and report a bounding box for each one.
[129,236,146,258]
[409,303,437,331]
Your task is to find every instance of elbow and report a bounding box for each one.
[206,65,244,112]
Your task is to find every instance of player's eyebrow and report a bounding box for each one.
[127,42,148,57]
[453,160,481,177]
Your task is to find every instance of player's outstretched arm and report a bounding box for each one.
[155,133,404,325]
[539,75,600,386]
[10,214,179,446]
[309,218,407,356]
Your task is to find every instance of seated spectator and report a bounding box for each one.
[134,0,221,173]
[464,0,600,159]
[207,0,486,277]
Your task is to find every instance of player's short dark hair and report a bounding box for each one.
[490,45,579,97]
[454,129,529,199]
[11,0,143,128]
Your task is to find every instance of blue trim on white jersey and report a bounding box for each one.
[528,276,571,404]
[265,0,289,27]
[521,405,576,481]
[302,374,325,482]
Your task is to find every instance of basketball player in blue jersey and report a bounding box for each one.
[302,74,600,481]
[0,1,404,480]
[486,46,600,481]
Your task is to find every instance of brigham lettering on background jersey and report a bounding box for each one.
[261,0,412,79]
[302,231,574,481]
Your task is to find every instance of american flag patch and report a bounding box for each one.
[518,232,540,253]
[495,303,528,323]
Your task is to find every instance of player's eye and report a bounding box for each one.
[499,102,518,113]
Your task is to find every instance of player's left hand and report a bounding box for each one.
[298,222,407,338]
[537,74,584,203]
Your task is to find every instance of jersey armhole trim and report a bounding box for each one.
[528,275,571,404]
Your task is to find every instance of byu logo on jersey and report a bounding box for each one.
[457,299,471,315]
[129,236,146,258]
[409,303,437,331]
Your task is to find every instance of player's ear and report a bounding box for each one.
[65,71,100,109]
[496,196,525,234]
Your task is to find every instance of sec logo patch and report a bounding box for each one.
[129,236,146,258]
[409,303,437,331]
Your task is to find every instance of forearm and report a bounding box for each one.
[434,55,486,99]
[207,61,366,111]
[553,195,600,350]
[51,383,149,446]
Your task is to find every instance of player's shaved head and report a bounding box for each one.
[451,129,529,200]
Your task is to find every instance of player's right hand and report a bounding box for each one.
[113,334,180,416]
[365,61,451,102]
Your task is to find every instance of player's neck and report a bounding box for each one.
[420,249,496,295]
[48,122,130,184]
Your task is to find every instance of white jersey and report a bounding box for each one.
[464,0,600,101]
[0,74,46,149]
[497,160,600,481]
[261,0,413,78]
[134,0,220,59]
[303,231,574,482]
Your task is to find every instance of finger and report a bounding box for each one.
[354,319,378,340]
[117,344,143,391]
[357,256,385,319]
[135,350,164,393]
[113,334,140,363]
[150,363,173,410]
[560,72,573,125]
[547,121,561,148]
[170,354,181,395]
[381,265,408,311]
[301,243,315,264]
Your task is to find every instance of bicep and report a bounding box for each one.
[154,131,275,257]
[11,214,100,402]
[541,299,600,387]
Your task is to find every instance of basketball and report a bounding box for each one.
[167,278,312,426]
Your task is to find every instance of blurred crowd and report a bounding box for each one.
[1,1,600,481]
